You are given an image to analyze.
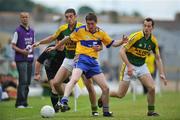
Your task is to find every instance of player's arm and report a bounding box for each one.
[155,50,167,85]
[33,35,55,48]
[112,35,128,47]
[46,36,71,51]
[120,46,134,77]
[34,60,42,81]
[34,50,47,81]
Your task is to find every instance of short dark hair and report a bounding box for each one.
[144,17,155,27]
[65,8,76,15]
[85,13,97,23]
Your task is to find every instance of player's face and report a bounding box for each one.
[20,12,29,26]
[65,13,76,26]
[143,20,153,36]
[86,20,97,33]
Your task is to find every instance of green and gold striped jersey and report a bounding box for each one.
[124,31,159,66]
[52,22,83,59]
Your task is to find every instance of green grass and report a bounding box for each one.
[0,92,180,120]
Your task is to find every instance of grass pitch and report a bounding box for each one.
[0,92,180,120]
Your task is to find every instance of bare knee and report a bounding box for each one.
[101,86,109,94]
[147,85,155,93]
[53,79,60,87]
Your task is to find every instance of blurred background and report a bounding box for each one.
[0,0,180,99]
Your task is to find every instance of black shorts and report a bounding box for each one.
[45,69,69,83]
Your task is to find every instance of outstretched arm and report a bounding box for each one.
[46,36,71,51]
[33,35,55,48]
[112,35,128,47]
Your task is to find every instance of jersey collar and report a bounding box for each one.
[68,21,77,31]
[85,26,100,34]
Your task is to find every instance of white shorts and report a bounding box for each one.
[61,58,74,72]
[120,63,150,81]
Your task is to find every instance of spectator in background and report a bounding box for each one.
[11,12,35,108]
[0,74,17,100]
[8,61,19,79]
[3,38,14,62]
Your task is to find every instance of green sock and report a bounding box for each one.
[148,105,155,113]
[91,105,98,112]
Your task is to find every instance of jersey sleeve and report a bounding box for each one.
[11,32,18,44]
[152,38,160,55]
[102,31,114,48]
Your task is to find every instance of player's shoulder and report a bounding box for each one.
[58,24,68,31]
[151,34,157,41]
[76,22,84,28]
[132,31,143,37]
[75,24,86,32]
[128,31,143,41]
[151,34,158,44]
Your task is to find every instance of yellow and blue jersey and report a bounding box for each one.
[52,22,83,59]
[124,31,159,66]
[70,25,114,59]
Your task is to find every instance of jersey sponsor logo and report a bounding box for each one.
[128,47,149,58]
[65,40,76,50]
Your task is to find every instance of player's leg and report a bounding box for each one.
[45,69,61,112]
[92,73,112,117]
[139,73,159,116]
[98,64,130,108]
[53,58,73,96]
[49,79,59,112]
[52,66,70,95]
[82,75,98,116]
[110,80,130,98]
[60,68,83,111]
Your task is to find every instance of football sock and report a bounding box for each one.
[91,105,98,112]
[103,105,109,113]
[61,96,69,104]
[148,105,155,113]
[50,92,59,107]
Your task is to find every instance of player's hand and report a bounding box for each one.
[32,42,40,48]
[127,64,134,77]
[46,46,56,52]
[34,74,41,81]
[121,35,128,44]
[92,45,102,51]
[160,74,167,86]
[22,49,29,56]
[57,45,65,51]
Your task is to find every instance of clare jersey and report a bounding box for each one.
[124,31,159,66]
[52,22,83,59]
[70,25,114,59]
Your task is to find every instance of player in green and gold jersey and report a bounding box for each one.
[110,18,168,116]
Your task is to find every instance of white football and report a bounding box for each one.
[40,105,55,118]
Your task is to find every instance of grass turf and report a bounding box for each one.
[0,92,180,120]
